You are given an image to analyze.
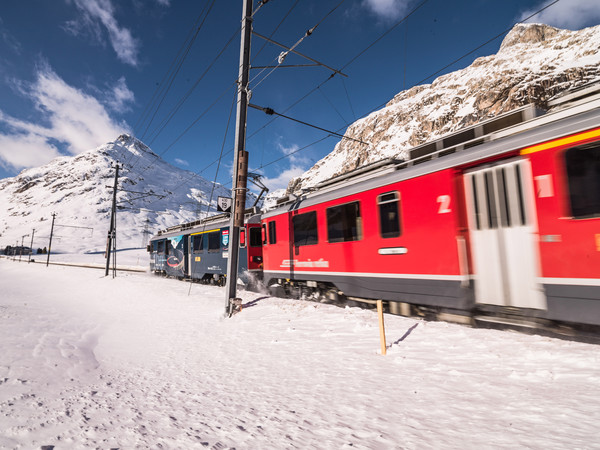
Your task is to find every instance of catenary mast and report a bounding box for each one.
[224,0,252,316]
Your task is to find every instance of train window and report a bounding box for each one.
[293,211,318,246]
[327,201,362,243]
[484,171,498,229]
[208,231,220,252]
[250,227,262,247]
[565,143,600,218]
[377,192,402,238]
[513,164,527,225]
[192,234,204,252]
[262,223,267,244]
[471,176,482,230]
[268,221,277,244]
[497,168,511,227]
[157,240,165,254]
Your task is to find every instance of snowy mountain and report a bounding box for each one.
[0,134,237,254]
[288,23,600,193]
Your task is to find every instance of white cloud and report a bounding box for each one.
[0,66,129,171]
[155,0,171,5]
[277,141,310,166]
[67,0,139,66]
[0,131,62,171]
[261,166,306,192]
[174,158,189,166]
[106,76,135,111]
[362,0,410,21]
[520,0,600,29]
[260,141,311,191]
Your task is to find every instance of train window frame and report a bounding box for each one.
[262,223,267,244]
[268,221,277,245]
[565,143,600,219]
[292,211,318,247]
[326,201,362,243]
[377,191,402,238]
[249,227,262,247]
[240,229,246,248]
[192,234,204,252]
[208,231,220,253]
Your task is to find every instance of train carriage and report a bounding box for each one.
[149,213,263,285]
[261,83,600,327]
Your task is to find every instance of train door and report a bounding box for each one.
[463,159,546,310]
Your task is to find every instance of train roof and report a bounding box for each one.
[263,82,600,217]
[150,208,262,241]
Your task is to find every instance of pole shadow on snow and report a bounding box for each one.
[390,323,419,347]
[242,296,270,309]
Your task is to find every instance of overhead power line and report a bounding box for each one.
[128,0,563,212]
[124,0,303,182]
[135,0,216,140]
[365,0,563,117]
[249,103,368,145]
[249,0,348,90]
[244,0,431,146]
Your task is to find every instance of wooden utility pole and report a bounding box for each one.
[224,0,252,316]
[105,164,119,277]
[46,213,56,267]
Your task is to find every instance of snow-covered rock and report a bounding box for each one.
[289,23,600,192]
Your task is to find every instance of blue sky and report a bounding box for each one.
[1,0,599,192]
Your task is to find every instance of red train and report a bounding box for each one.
[149,83,600,331]
[259,83,600,329]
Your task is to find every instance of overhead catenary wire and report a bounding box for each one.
[124,0,300,182]
[140,85,238,214]
[136,0,216,141]
[128,0,416,207]
[249,103,368,145]
[144,27,239,147]
[125,28,241,175]
[243,0,563,173]
[249,0,348,91]
[130,0,564,218]
[244,0,431,147]
[318,85,348,123]
[133,0,211,133]
[125,1,215,167]
[359,0,564,121]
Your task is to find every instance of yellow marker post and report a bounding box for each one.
[377,300,387,355]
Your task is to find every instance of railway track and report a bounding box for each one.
[0,255,147,273]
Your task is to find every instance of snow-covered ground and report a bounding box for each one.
[1,256,599,449]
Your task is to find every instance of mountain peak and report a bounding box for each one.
[0,136,234,254]
[112,134,156,158]
[499,23,561,52]
[289,23,600,193]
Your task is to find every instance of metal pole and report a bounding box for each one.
[29,229,35,263]
[19,234,28,261]
[224,0,252,316]
[105,164,119,277]
[46,213,56,267]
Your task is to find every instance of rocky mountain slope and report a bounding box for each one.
[289,23,600,192]
[0,134,235,254]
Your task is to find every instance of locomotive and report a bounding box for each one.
[150,82,600,331]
